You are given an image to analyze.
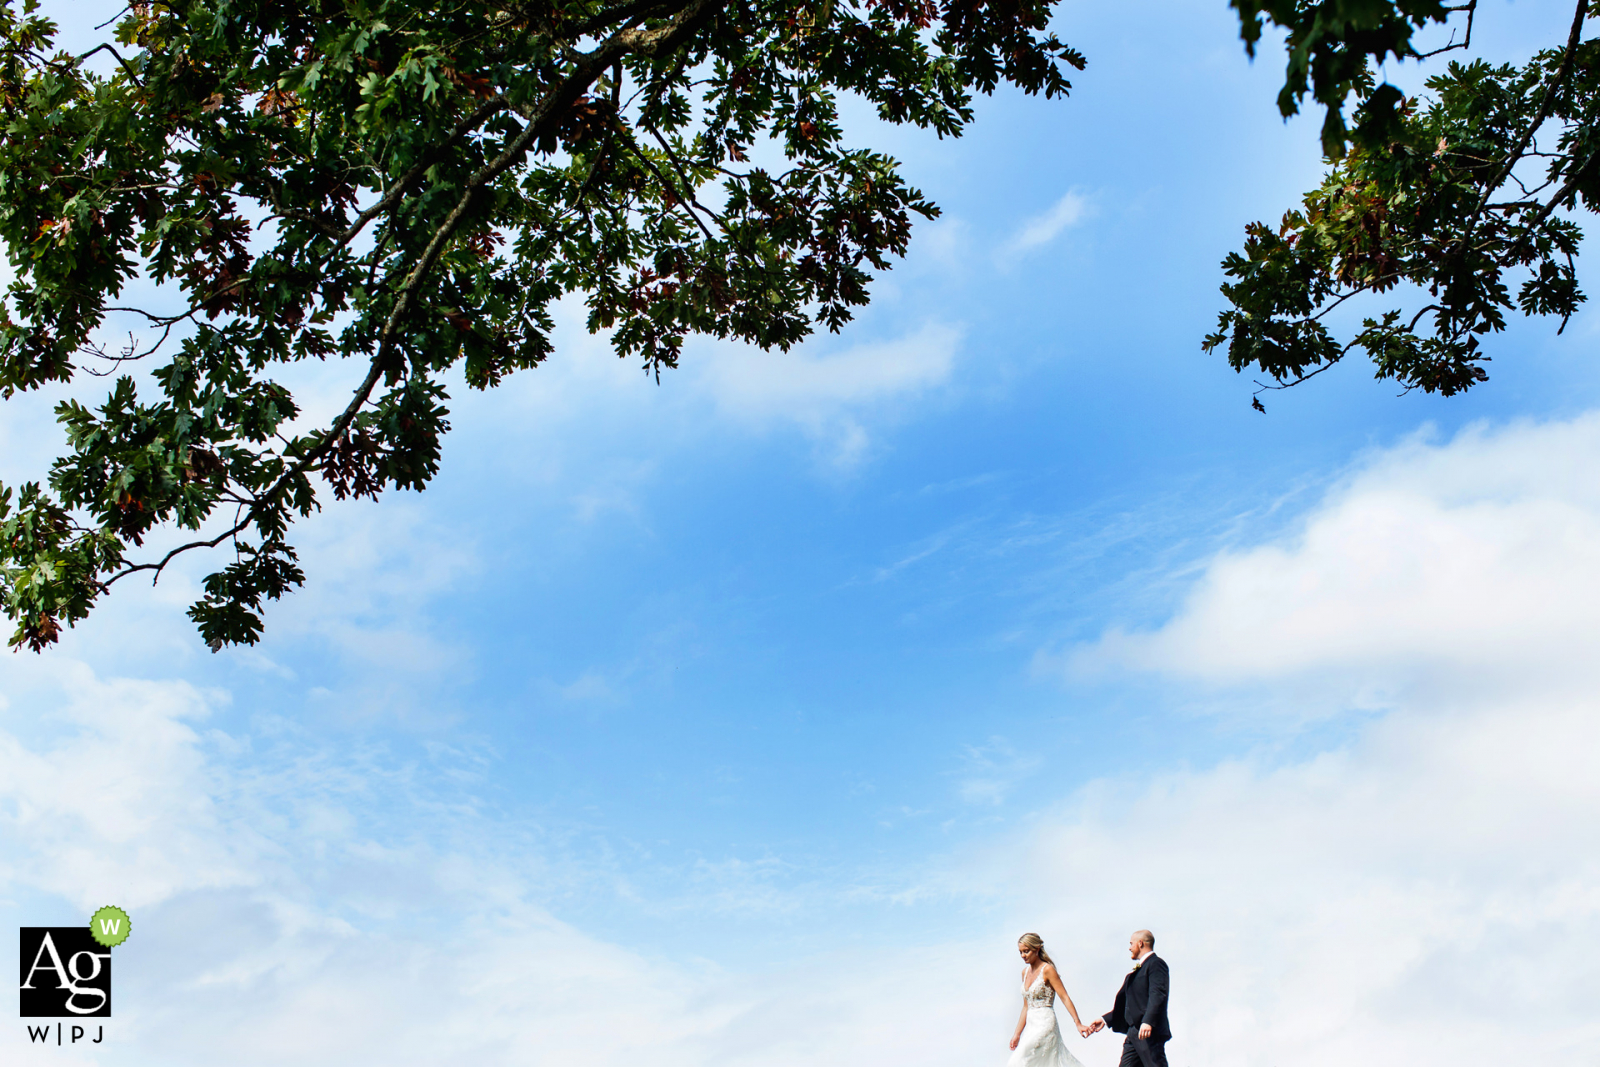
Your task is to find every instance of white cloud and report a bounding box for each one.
[486,301,960,436]
[1073,414,1600,699]
[0,661,255,911]
[10,415,1599,1067]
[956,736,1042,806]
[560,670,617,701]
[268,496,480,691]
[693,323,961,464]
[1001,191,1090,258]
[451,300,961,473]
[956,690,1600,1067]
[0,655,1008,1067]
[907,216,972,276]
[16,487,484,720]
[984,413,1600,1067]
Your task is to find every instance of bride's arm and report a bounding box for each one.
[1043,965,1087,1034]
[1011,999,1027,1050]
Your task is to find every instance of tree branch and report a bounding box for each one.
[1415,0,1475,59]
[567,0,686,40]
[105,525,250,587]
[620,123,717,240]
[336,93,512,247]
[1522,148,1599,230]
[1458,0,1587,241]
[75,42,143,85]
[645,122,724,229]
[101,0,731,589]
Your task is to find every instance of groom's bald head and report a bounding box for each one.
[1134,930,1154,948]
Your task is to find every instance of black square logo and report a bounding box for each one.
[19,928,111,1018]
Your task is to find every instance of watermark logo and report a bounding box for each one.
[19,927,111,1018]
[19,906,129,1044]
[88,906,131,949]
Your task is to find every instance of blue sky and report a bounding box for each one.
[5,2,1600,1065]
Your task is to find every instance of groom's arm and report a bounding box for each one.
[1141,959,1169,1030]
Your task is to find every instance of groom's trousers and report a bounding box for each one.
[1119,1034,1168,1067]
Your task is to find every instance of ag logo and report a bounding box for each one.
[18,906,129,1019]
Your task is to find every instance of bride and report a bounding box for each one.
[1008,933,1089,1067]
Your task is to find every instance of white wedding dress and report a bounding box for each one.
[1007,970,1087,1067]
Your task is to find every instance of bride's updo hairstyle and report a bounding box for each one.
[1018,932,1054,966]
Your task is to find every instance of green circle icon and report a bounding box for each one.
[89,905,131,948]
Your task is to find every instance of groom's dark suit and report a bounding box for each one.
[1103,954,1170,1067]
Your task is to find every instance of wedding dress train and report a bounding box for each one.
[1007,971,1087,1067]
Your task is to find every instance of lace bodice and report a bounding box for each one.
[1022,970,1055,1009]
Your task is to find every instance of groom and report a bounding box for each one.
[1086,930,1170,1067]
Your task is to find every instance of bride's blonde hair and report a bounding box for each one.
[1018,932,1054,966]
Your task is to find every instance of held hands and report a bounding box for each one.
[1086,1019,1105,1035]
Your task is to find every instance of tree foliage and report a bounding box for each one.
[0,0,1084,650]
[1208,0,1600,407]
